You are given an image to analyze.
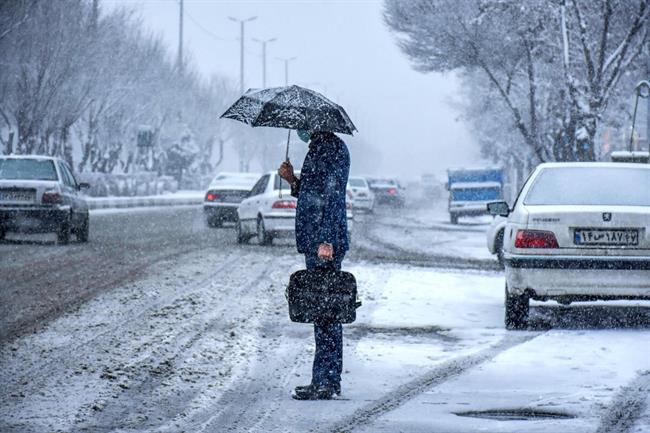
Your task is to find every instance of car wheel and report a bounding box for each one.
[57,218,71,245]
[450,214,458,224]
[236,220,247,244]
[504,285,529,330]
[495,229,505,268]
[77,213,90,242]
[257,217,272,246]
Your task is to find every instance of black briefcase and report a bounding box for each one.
[286,269,360,324]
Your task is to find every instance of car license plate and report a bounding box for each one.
[0,190,35,202]
[574,228,639,246]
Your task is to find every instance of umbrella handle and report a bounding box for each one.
[285,129,291,161]
[280,129,291,198]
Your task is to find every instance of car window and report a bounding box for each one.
[249,174,269,196]
[273,174,291,190]
[59,162,77,188]
[524,167,650,206]
[0,159,58,181]
[349,178,367,188]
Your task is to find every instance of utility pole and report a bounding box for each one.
[177,0,184,74]
[276,56,297,86]
[229,15,257,93]
[253,37,277,88]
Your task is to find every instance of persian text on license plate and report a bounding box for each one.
[0,190,35,202]
[574,229,639,246]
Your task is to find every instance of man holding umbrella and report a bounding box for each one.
[221,85,356,400]
[278,129,350,400]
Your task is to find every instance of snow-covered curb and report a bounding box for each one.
[86,191,204,210]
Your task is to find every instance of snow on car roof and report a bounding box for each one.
[209,172,261,188]
[537,161,650,170]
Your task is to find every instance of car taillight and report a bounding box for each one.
[515,230,559,248]
[346,202,352,210]
[272,200,297,209]
[387,188,397,195]
[205,192,220,202]
[42,191,62,204]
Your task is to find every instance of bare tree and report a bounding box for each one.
[385,0,649,162]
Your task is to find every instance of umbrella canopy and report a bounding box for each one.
[220,85,357,135]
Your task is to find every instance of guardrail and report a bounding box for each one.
[87,194,203,210]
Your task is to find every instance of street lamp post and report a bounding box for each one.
[276,56,297,86]
[253,37,277,88]
[228,15,257,93]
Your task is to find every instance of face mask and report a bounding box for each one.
[297,130,311,143]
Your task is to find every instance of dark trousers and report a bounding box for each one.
[304,251,344,387]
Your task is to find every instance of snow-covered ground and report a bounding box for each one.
[2,240,648,432]
[356,204,498,265]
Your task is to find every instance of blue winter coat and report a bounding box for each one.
[291,133,350,255]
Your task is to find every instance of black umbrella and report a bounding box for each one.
[220,85,357,160]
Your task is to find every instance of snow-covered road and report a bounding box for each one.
[1,205,648,432]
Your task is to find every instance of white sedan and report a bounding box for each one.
[237,171,353,245]
[488,162,650,329]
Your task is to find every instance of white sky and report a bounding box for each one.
[103,0,481,180]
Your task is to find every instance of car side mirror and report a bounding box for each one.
[487,201,510,217]
[77,182,90,190]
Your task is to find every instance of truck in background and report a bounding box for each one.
[446,167,504,224]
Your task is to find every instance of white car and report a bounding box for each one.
[347,176,375,212]
[203,172,260,227]
[488,162,650,329]
[237,171,353,245]
[0,155,90,244]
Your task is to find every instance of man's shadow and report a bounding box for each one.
[527,303,650,330]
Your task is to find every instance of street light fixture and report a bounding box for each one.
[629,80,650,152]
[228,16,257,93]
[252,37,277,88]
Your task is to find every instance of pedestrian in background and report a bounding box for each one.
[278,129,350,400]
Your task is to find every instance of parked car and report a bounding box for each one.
[347,176,375,212]
[488,162,650,330]
[0,155,90,244]
[203,172,260,227]
[237,171,353,245]
[486,215,507,267]
[367,177,405,207]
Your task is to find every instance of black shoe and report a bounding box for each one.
[292,384,339,400]
[294,383,341,395]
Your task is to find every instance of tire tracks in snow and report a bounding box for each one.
[596,370,650,433]
[1,249,242,398]
[321,331,543,433]
[72,253,283,432]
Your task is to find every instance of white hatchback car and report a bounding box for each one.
[237,171,353,245]
[488,162,650,329]
[347,176,375,212]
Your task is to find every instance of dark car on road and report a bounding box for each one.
[367,177,405,208]
[0,155,90,244]
[203,172,260,227]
